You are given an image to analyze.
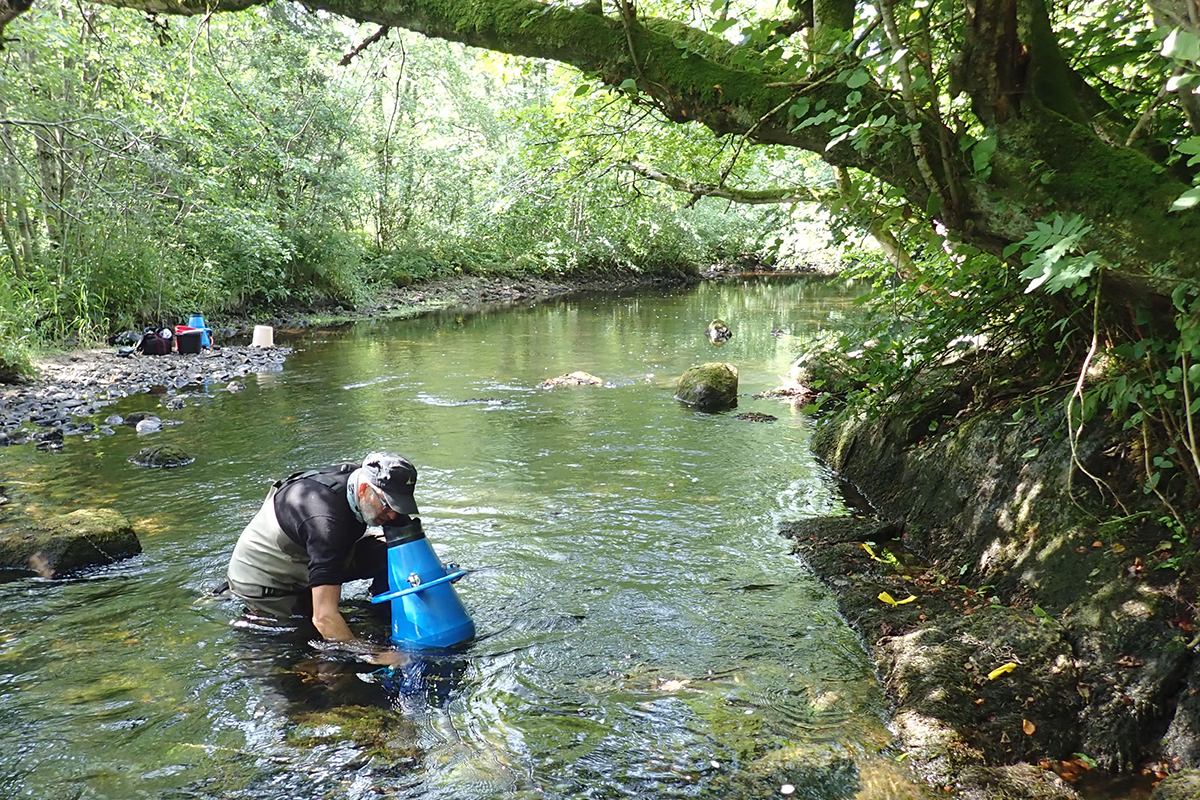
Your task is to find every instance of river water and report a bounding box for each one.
[0,277,916,800]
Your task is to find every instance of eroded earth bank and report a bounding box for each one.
[786,386,1200,800]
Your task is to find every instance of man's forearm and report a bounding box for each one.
[311,584,355,642]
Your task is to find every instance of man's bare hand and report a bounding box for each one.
[363,649,409,668]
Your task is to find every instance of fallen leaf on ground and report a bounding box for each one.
[1023,718,1036,735]
[987,662,1018,680]
[878,591,917,606]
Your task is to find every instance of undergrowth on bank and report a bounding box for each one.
[814,214,1200,551]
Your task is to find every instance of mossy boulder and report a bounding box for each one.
[786,344,870,395]
[1152,770,1200,800]
[129,445,194,468]
[288,704,422,763]
[0,508,141,580]
[675,362,738,411]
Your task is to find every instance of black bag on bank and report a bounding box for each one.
[136,327,173,355]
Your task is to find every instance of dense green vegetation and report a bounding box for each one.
[0,1,809,372]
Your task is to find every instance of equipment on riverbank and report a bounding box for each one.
[136,326,173,355]
[187,313,212,347]
[371,519,475,649]
[174,325,203,354]
[251,325,274,348]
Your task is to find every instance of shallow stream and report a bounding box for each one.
[0,277,919,800]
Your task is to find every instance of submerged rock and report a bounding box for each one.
[0,508,141,580]
[675,362,738,412]
[129,445,194,468]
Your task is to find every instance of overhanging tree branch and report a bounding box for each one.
[617,160,828,204]
[11,0,1200,280]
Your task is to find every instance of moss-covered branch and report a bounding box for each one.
[617,160,828,204]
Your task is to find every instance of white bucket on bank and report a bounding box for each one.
[251,325,274,348]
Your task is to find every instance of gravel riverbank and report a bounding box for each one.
[0,272,698,445]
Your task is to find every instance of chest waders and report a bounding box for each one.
[226,465,354,616]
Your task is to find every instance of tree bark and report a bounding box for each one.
[617,160,827,205]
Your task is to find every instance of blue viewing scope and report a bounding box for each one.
[371,519,475,649]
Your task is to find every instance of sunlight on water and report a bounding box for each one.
[0,277,922,799]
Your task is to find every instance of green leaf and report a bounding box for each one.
[972,135,997,173]
[1171,283,1192,312]
[1167,73,1200,93]
[845,70,870,89]
[1178,137,1200,156]
[619,78,638,92]
[1162,27,1200,62]
[574,83,592,96]
[926,192,941,218]
[1170,186,1200,212]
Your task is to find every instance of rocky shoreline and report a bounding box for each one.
[0,345,292,448]
[0,274,613,441]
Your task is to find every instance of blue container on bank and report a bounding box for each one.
[370,519,475,649]
[187,313,211,347]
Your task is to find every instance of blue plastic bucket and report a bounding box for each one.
[187,313,211,347]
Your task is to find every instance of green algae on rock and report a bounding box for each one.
[675,362,738,412]
[129,445,194,468]
[0,507,141,580]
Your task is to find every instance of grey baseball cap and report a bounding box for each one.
[361,452,419,515]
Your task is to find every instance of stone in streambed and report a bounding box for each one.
[537,371,604,388]
[129,445,193,468]
[0,508,141,581]
[675,362,738,412]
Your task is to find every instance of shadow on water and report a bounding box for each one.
[222,598,487,795]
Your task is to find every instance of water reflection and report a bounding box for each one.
[0,277,917,799]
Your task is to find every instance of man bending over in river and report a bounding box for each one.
[227,452,417,665]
